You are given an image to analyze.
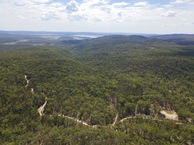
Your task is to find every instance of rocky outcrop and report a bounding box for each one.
[160,110,178,121]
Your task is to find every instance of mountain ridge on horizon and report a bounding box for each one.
[1,30,194,36]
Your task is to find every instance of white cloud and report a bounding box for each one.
[66,0,79,13]
[112,2,129,8]
[51,3,63,8]
[161,11,176,17]
[171,0,194,4]
[133,2,149,7]
[40,12,59,21]
[83,0,109,6]
[17,15,25,19]
[14,0,50,6]
[0,0,194,33]
[33,0,50,3]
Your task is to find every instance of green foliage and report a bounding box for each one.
[1,35,194,144]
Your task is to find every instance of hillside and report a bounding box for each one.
[73,35,173,53]
[153,34,194,45]
[0,34,194,144]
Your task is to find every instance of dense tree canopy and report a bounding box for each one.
[0,34,194,144]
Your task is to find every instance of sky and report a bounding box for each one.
[0,0,194,34]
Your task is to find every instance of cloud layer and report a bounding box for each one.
[0,0,194,33]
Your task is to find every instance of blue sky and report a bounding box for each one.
[0,0,194,34]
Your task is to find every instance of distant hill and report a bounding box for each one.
[0,31,105,45]
[73,35,173,52]
[153,34,194,45]
[87,35,150,44]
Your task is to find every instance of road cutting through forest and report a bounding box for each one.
[24,75,29,88]
[24,75,182,128]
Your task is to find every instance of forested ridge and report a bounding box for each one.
[0,34,194,144]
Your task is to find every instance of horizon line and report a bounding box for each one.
[0,30,194,35]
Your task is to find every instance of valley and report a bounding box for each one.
[0,31,194,144]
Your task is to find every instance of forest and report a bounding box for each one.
[0,32,194,144]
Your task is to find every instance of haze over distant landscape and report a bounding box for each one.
[0,0,194,34]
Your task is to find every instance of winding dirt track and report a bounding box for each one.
[23,75,183,127]
[58,114,98,128]
[38,101,47,117]
[24,75,29,88]
[112,114,119,125]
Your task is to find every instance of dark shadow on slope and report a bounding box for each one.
[174,48,194,57]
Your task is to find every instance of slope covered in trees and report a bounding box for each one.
[153,34,194,45]
[73,35,174,53]
[0,34,194,144]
